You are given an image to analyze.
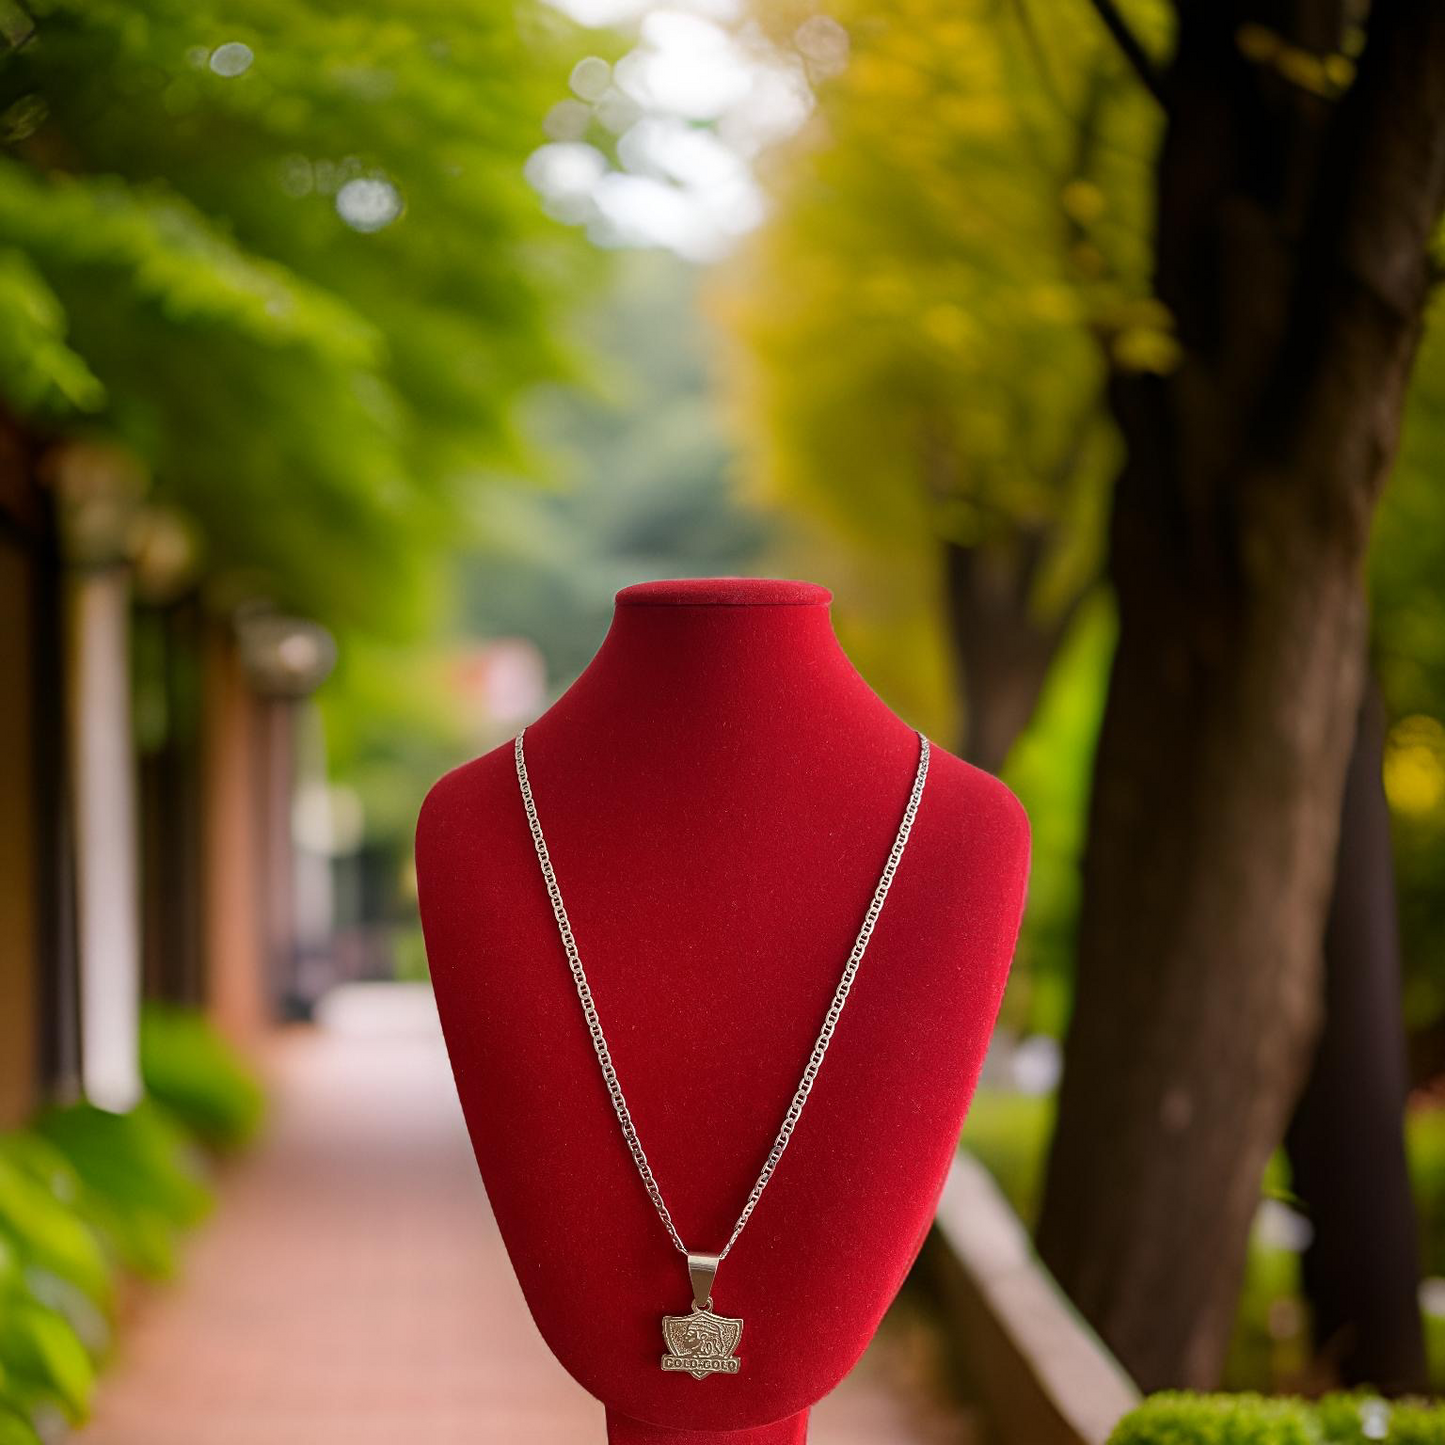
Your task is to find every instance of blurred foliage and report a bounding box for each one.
[1429,1312,1445,1401]
[1374,305,1445,728]
[32,1101,211,1280]
[316,635,485,845]
[1408,1105,1445,1279]
[0,1133,105,1430]
[0,1139,111,1307]
[391,922,432,983]
[1108,1391,1445,1444]
[1373,305,1445,1075]
[0,1293,93,1428]
[0,1008,264,1434]
[714,0,1445,1077]
[965,1087,1445,1390]
[320,245,767,858]
[0,0,594,636]
[960,1088,1055,1225]
[711,0,1164,743]
[1220,1241,1308,1396]
[0,1408,39,1445]
[706,0,1165,1039]
[996,594,1113,1034]
[140,1002,266,1151]
[458,246,768,685]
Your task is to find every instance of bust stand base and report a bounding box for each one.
[605,1407,810,1445]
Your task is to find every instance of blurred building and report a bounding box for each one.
[0,422,335,1129]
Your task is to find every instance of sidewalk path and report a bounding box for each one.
[79,984,973,1445]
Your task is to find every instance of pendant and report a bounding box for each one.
[660,1252,743,1379]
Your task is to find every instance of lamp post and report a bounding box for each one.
[235,604,337,1019]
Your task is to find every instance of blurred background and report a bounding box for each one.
[2,0,1444,1441]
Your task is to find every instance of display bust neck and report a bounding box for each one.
[530,577,905,769]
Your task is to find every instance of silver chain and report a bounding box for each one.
[514,727,930,1263]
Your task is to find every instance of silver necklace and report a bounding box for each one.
[513,727,930,1380]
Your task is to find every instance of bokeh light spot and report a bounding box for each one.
[794,15,849,78]
[544,99,593,142]
[1384,714,1445,819]
[209,42,254,78]
[569,56,612,102]
[336,176,404,233]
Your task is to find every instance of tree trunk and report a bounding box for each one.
[1285,675,1426,1394]
[1036,0,1445,1390]
[943,537,1080,774]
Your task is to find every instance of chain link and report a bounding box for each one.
[514,728,930,1262]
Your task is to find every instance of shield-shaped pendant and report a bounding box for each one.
[660,1304,743,1379]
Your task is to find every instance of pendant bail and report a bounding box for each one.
[687,1252,719,1311]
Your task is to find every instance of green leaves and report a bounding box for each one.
[0,0,590,636]
[0,1147,112,1308]
[711,0,1162,735]
[0,1406,41,1445]
[0,247,105,414]
[0,1012,266,1430]
[1108,1391,1445,1445]
[0,163,379,367]
[140,1002,266,1151]
[0,1301,95,1424]
[33,1102,212,1274]
[0,1143,105,1428]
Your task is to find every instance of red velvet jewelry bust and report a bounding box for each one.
[414,578,1030,1444]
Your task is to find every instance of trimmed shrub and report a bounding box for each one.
[1110,1391,1445,1445]
[32,1100,212,1280]
[0,1007,266,1436]
[140,1004,266,1151]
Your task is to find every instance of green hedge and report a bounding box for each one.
[1110,1392,1445,1444]
[140,1003,266,1151]
[0,1009,264,1443]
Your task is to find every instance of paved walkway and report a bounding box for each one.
[79,984,973,1445]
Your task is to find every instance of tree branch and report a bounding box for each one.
[1088,0,1168,107]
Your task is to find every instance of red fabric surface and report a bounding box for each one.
[415,578,1031,1441]
[606,1404,809,1444]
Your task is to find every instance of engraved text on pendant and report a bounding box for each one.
[660,1304,743,1379]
